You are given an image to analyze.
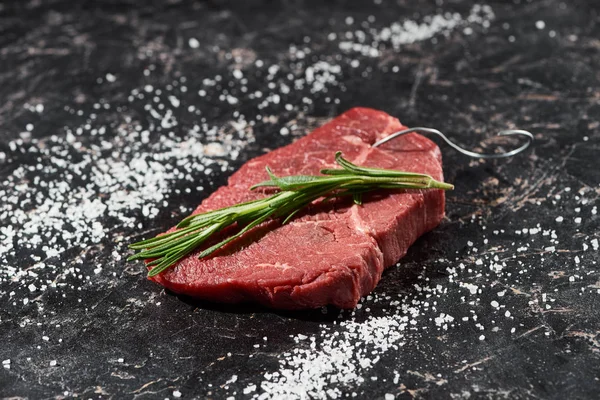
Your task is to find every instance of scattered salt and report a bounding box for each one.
[1,6,596,399]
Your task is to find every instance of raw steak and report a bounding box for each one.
[150,107,446,309]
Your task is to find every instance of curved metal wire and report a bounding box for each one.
[371,127,534,159]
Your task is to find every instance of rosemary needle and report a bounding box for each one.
[129,152,453,277]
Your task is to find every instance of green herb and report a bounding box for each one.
[129,152,453,277]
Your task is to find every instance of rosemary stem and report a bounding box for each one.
[130,152,454,276]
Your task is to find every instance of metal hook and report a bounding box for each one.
[372,127,534,159]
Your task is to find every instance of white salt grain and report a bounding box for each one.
[243,384,256,394]
[233,69,243,80]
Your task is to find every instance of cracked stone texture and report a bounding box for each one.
[0,0,599,399]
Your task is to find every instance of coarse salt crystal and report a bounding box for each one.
[462,283,478,295]
[243,384,256,394]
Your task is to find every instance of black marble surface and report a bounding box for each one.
[1,0,599,399]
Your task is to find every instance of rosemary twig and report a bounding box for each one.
[129,152,453,277]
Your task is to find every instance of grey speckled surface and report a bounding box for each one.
[0,0,599,399]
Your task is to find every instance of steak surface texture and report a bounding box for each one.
[150,107,446,309]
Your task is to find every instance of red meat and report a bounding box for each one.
[150,107,446,309]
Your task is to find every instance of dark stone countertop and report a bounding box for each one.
[0,0,598,399]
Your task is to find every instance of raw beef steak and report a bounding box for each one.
[150,107,446,309]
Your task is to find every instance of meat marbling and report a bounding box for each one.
[150,107,446,309]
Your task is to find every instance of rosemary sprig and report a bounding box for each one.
[129,152,453,277]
